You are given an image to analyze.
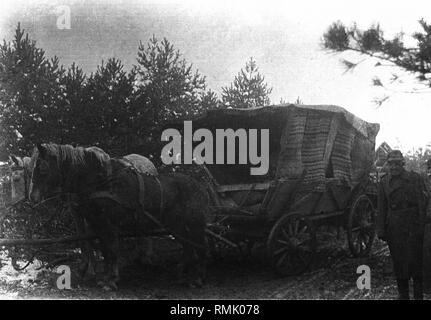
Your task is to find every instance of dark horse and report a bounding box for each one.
[11,148,159,278]
[29,143,208,289]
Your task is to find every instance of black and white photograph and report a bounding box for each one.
[0,0,431,302]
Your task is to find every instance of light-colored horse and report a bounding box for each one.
[9,154,32,201]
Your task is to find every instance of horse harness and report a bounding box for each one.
[87,159,165,229]
[86,163,205,250]
[120,157,165,216]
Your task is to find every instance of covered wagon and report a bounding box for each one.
[175,103,380,276]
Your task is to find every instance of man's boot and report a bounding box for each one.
[396,278,409,300]
[413,278,424,300]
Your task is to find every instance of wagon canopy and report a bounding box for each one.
[176,103,380,191]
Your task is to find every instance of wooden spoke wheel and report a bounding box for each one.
[267,214,316,276]
[347,194,376,257]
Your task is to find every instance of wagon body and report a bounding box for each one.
[190,103,379,214]
[184,103,380,275]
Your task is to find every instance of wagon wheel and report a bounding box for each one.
[267,214,316,276]
[347,194,376,257]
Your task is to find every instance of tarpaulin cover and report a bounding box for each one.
[186,104,379,191]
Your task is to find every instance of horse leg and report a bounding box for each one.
[145,238,155,263]
[177,223,206,288]
[186,218,207,287]
[99,233,120,290]
[194,229,207,285]
[182,244,205,288]
[137,238,155,265]
[168,218,192,285]
[72,207,96,280]
[84,202,120,290]
[179,240,194,286]
[94,216,120,290]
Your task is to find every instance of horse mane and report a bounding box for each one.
[36,143,111,179]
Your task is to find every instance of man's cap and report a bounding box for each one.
[387,150,404,162]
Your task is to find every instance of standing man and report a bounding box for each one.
[423,159,431,293]
[377,150,428,300]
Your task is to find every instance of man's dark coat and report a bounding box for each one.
[377,169,428,279]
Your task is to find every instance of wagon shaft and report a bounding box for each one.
[0,234,96,247]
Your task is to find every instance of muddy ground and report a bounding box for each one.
[0,236,428,300]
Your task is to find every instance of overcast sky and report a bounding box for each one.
[1,0,431,152]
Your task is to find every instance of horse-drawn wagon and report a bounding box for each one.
[0,103,380,284]
[181,103,380,276]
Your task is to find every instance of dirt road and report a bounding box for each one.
[1,238,422,300]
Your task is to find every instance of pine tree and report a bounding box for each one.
[200,89,221,110]
[322,19,431,105]
[59,63,87,145]
[134,35,207,125]
[132,35,210,160]
[222,57,272,108]
[84,58,135,155]
[0,24,66,157]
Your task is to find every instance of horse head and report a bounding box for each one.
[29,143,111,203]
[29,143,62,203]
[8,154,33,200]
